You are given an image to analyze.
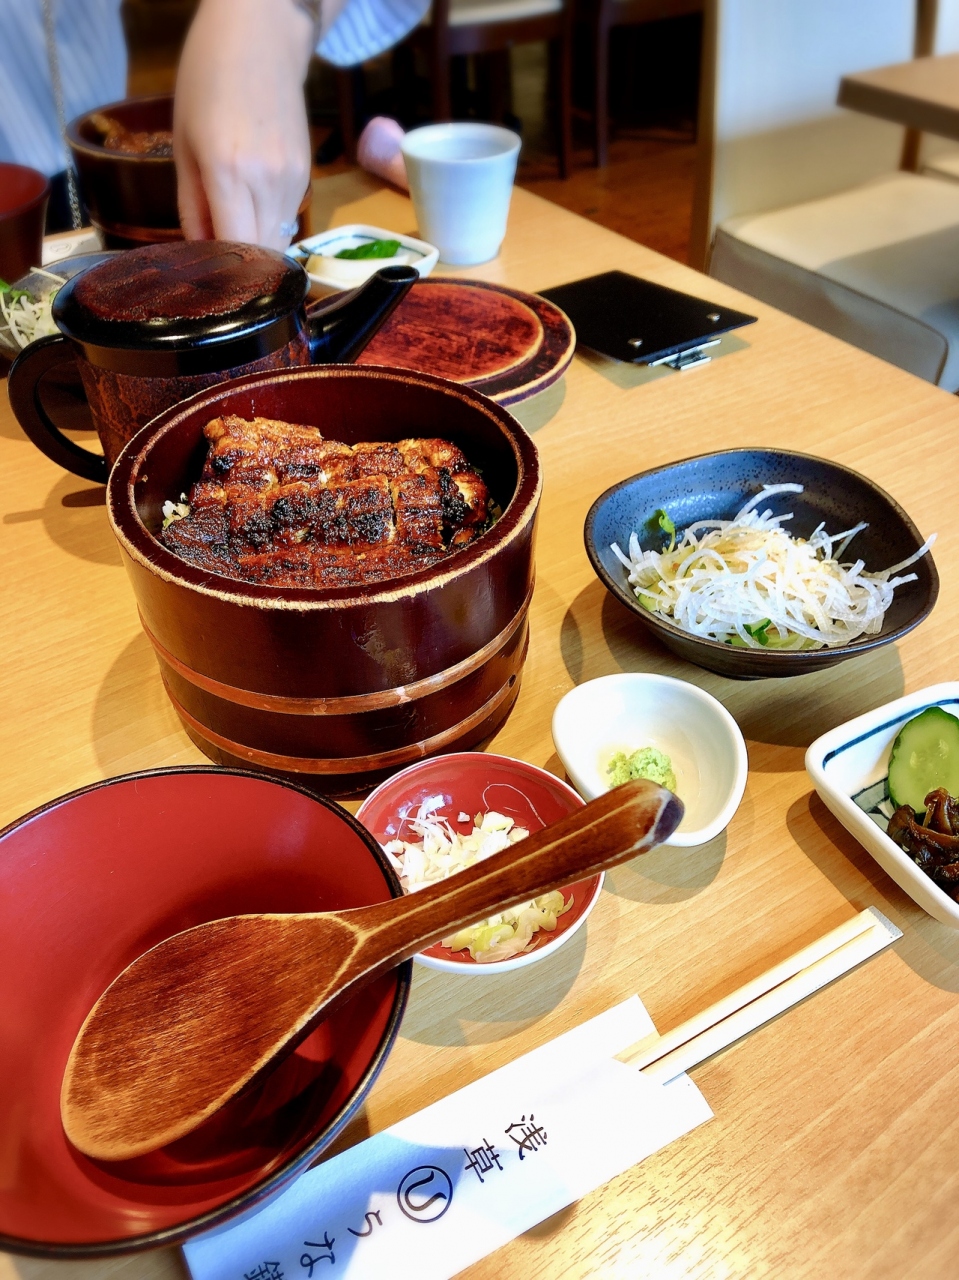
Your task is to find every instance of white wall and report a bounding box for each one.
[712,0,914,229]
[934,0,959,51]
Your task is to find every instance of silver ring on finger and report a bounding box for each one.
[279,219,298,238]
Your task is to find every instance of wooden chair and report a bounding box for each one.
[586,0,702,168]
[915,0,959,175]
[415,0,574,177]
[336,67,361,163]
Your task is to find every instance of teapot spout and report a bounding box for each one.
[308,264,417,363]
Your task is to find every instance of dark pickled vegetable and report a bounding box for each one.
[888,787,959,899]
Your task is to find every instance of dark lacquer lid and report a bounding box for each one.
[53,241,309,375]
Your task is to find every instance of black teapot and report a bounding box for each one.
[8,240,415,482]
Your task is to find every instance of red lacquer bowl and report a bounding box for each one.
[0,161,49,284]
[0,767,410,1258]
[356,753,603,974]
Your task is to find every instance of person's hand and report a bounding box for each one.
[174,0,316,249]
[357,117,409,190]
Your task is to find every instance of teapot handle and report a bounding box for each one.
[8,335,109,483]
[307,264,417,364]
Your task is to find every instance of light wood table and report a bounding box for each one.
[4,173,959,1280]
[839,51,959,139]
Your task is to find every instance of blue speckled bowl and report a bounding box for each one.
[584,448,938,679]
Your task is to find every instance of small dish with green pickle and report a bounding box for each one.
[807,683,959,927]
[288,223,438,295]
[551,672,748,848]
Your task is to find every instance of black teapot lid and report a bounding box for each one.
[54,241,309,374]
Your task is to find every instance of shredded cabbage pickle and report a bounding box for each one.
[383,799,572,962]
[611,484,936,651]
[0,269,65,350]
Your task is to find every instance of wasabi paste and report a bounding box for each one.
[607,746,677,792]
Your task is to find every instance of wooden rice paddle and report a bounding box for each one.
[61,778,682,1162]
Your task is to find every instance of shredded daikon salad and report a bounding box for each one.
[383,797,571,962]
[0,269,66,350]
[611,484,936,650]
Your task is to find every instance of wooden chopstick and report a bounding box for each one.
[617,907,901,1085]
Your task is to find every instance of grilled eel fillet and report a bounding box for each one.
[160,415,492,589]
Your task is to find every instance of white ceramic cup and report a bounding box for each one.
[401,123,521,266]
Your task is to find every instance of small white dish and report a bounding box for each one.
[289,223,438,295]
[551,673,748,847]
[806,682,959,928]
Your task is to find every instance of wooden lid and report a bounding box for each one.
[54,240,307,351]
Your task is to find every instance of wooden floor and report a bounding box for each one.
[511,31,698,264]
[518,132,697,264]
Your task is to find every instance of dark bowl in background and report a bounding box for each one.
[66,95,312,249]
[67,95,179,249]
[585,448,938,679]
[0,162,50,283]
[107,365,541,793]
[0,766,410,1257]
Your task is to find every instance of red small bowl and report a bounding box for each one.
[0,162,50,283]
[0,767,410,1258]
[356,753,603,973]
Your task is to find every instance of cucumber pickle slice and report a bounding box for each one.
[887,707,959,813]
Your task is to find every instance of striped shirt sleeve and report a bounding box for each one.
[317,0,430,67]
[0,0,126,176]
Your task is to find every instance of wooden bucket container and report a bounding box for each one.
[107,366,541,793]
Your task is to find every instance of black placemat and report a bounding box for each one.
[539,270,756,365]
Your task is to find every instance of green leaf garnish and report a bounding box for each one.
[743,618,772,646]
[654,508,676,552]
[335,239,401,260]
[0,279,30,301]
